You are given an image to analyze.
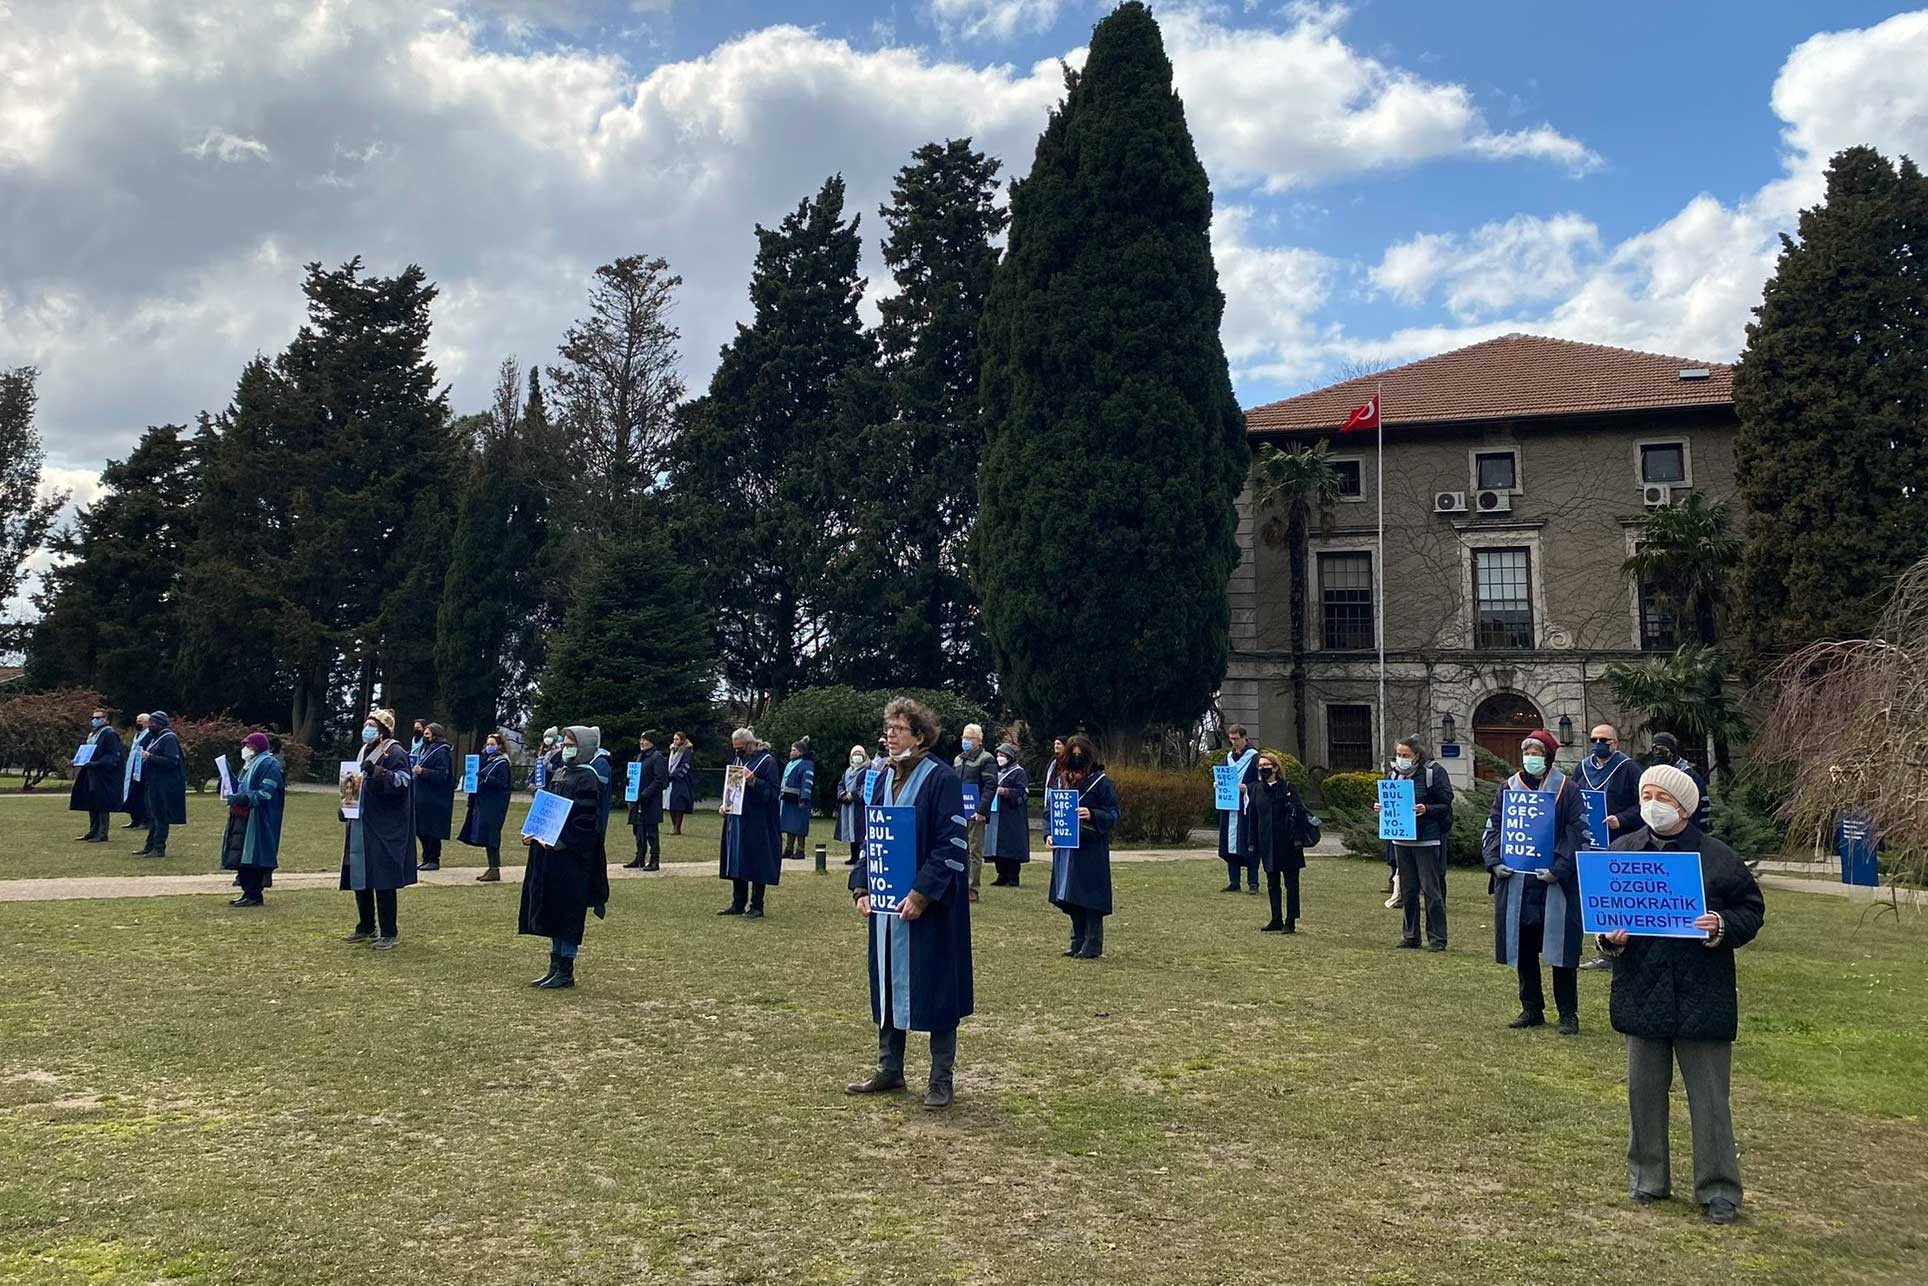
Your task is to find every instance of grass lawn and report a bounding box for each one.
[0,857,1923,1285]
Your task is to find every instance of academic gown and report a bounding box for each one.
[1050,771,1121,916]
[413,741,456,841]
[665,751,695,813]
[340,740,418,892]
[141,725,189,826]
[122,730,151,822]
[69,726,125,813]
[519,762,609,946]
[458,754,513,849]
[627,749,668,830]
[220,752,285,872]
[849,755,974,1033]
[1216,749,1259,860]
[719,749,783,886]
[985,764,1031,863]
[1576,751,1642,836]
[780,757,815,836]
[834,765,867,843]
[1481,768,1590,970]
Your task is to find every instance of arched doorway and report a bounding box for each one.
[1472,692,1543,781]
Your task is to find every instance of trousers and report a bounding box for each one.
[1266,864,1300,924]
[353,888,399,937]
[879,1024,958,1087]
[729,879,765,909]
[1516,917,1577,1018]
[1627,1036,1742,1206]
[634,825,660,865]
[1394,842,1447,947]
[966,818,984,893]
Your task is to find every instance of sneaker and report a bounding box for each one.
[1508,1011,1545,1029]
[718,905,745,916]
[1705,1199,1740,1225]
[1426,942,1447,953]
[1557,1014,1580,1036]
[1260,921,1286,933]
[341,929,375,943]
[1579,956,1613,972]
[923,1083,954,1109]
[1632,1190,1668,1206]
[1394,939,1420,950]
[369,936,399,951]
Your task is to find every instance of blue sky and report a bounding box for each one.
[5,0,1927,501]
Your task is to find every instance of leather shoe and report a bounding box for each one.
[228,896,263,908]
[923,1083,954,1109]
[845,1071,906,1095]
[1220,883,1240,893]
[416,860,440,872]
[718,905,745,916]
[1395,939,1420,950]
[744,905,765,919]
[1426,942,1447,952]
[1557,1014,1580,1036]
[1632,1190,1668,1205]
[1260,920,1285,932]
[1508,1011,1545,1029]
[342,929,375,943]
[476,868,500,883]
[1705,1199,1739,1225]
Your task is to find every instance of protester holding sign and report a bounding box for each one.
[846,697,973,1109]
[780,738,816,861]
[120,713,152,831]
[1596,764,1762,1223]
[1215,726,1260,894]
[219,732,284,907]
[1049,735,1121,960]
[625,730,669,871]
[1380,740,1454,950]
[459,732,514,882]
[665,731,695,835]
[1250,753,1310,933]
[986,741,1030,887]
[135,711,187,860]
[340,709,416,949]
[1481,729,1591,1034]
[719,727,782,918]
[1577,725,1641,835]
[69,707,124,844]
[517,726,612,990]
[835,745,869,867]
[410,723,455,872]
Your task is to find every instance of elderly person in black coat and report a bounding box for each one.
[521,725,611,989]
[340,708,418,949]
[1249,752,1309,933]
[1599,763,1764,1226]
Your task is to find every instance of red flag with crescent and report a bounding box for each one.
[1340,393,1379,433]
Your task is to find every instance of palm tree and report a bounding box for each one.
[1622,492,1740,648]
[1602,645,1747,777]
[1251,441,1342,760]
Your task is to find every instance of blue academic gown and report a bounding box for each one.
[1481,769,1590,970]
[849,756,974,1033]
[458,753,513,849]
[1050,771,1120,916]
[1576,751,1642,836]
[413,741,456,841]
[141,723,188,826]
[122,729,150,821]
[666,750,695,813]
[69,726,124,813]
[834,764,867,843]
[720,749,783,886]
[221,752,285,871]
[985,764,1031,862]
[590,750,614,838]
[781,756,815,836]
[1216,749,1258,861]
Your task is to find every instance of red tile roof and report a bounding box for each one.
[1244,334,1734,433]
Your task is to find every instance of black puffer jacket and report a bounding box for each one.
[1600,824,1764,1042]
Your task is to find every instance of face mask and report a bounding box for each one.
[1592,740,1613,759]
[362,726,379,744]
[485,744,499,757]
[961,739,976,754]
[1641,800,1683,832]
[241,746,256,762]
[561,746,579,762]
[1649,748,1674,764]
[996,755,1010,768]
[1260,768,1276,781]
[91,717,105,729]
[1521,754,1546,776]
[852,754,867,767]
[1068,754,1088,770]
[1393,756,1415,773]
[889,745,916,762]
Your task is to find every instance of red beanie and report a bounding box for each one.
[1524,729,1561,757]
[243,732,271,754]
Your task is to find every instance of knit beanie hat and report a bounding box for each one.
[243,732,271,754]
[1639,763,1699,818]
[369,708,397,737]
[1523,729,1561,759]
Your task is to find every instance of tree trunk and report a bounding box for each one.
[1287,501,1309,762]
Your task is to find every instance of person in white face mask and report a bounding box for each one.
[1597,764,1764,1226]
[1480,729,1592,1034]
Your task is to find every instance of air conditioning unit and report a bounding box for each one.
[1434,490,1467,514]
[1474,488,1512,514]
[1643,484,1675,509]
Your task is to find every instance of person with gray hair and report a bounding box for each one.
[719,726,782,918]
[954,722,996,902]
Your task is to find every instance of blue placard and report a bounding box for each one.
[1578,850,1707,937]
[72,743,98,767]
[863,767,880,805]
[463,753,480,795]
[961,783,980,818]
[1500,789,1558,872]
[625,760,642,803]
[1838,813,1879,887]
[1045,788,1081,849]
[863,804,917,914]
[533,758,547,790]
[1213,765,1241,811]
[1580,789,1610,849]
[521,788,572,846]
[1378,778,1418,841]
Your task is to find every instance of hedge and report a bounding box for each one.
[1320,771,1381,812]
[1108,767,1198,844]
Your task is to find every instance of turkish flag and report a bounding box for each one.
[1340,393,1379,433]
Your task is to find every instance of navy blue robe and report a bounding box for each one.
[1216,749,1258,860]
[627,748,669,829]
[121,729,151,821]
[341,740,418,892]
[69,726,125,813]
[458,753,513,849]
[985,764,1030,862]
[413,740,456,841]
[666,750,695,812]
[849,755,974,1033]
[780,756,815,836]
[1481,769,1590,970]
[1050,771,1120,915]
[1575,751,1642,836]
[719,749,783,886]
[519,762,610,945]
[141,724,188,826]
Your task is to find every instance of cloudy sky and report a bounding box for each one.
[5,0,1928,523]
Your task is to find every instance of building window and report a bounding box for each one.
[1326,704,1374,771]
[1329,458,1363,500]
[1475,450,1518,492]
[1640,442,1687,485]
[1318,552,1374,650]
[1473,547,1535,650]
[1640,583,1679,651]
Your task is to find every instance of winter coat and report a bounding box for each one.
[69,725,125,813]
[850,754,973,1033]
[719,748,783,886]
[1601,824,1764,1043]
[413,740,456,841]
[340,739,418,892]
[1380,759,1454,865]
[666,749,695,813]
[458,753,513,850]
[1049,770,1120,916]
[627,748,669,829]
[140,720,188,827]
[1481,768,1591,970]
[1249,774,1308,876]
[954,747,997,822]
[220,752,285,871]
[519,761,610,946]
[985,763,1030,863]
[835,763,868,843]
[780,755,815,837]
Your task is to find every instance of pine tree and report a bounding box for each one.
[25,423,201,715]
[1735,146,1928,656]
[533,516,715,750]
[976,2,1249,742]
[667,176,876,706]
[823,140,1007,700]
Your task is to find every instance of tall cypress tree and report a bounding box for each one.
[824,140,1006,700]
[26,423,201,715]
[1735,147,1928,656]
[667,176,876,706]
[976,2,1248,741]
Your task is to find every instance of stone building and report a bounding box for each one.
[1221,334,1737,787]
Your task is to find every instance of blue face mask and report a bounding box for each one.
[484,744,498,757]
[561,746,579,762]
[362,726,379,744]
[1521,754,1547,776]
[91,717,105,729]
[961,739,977,754]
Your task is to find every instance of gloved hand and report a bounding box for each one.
[1492,864,1515,878]
[1536,867,1558,883]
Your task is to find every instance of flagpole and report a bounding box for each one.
[1375,383,1385,754]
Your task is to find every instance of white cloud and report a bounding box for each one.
[928,0,1068,42]
[187,129,269,163]
[1212,206,1339,384]
[1371,214,1602,320]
